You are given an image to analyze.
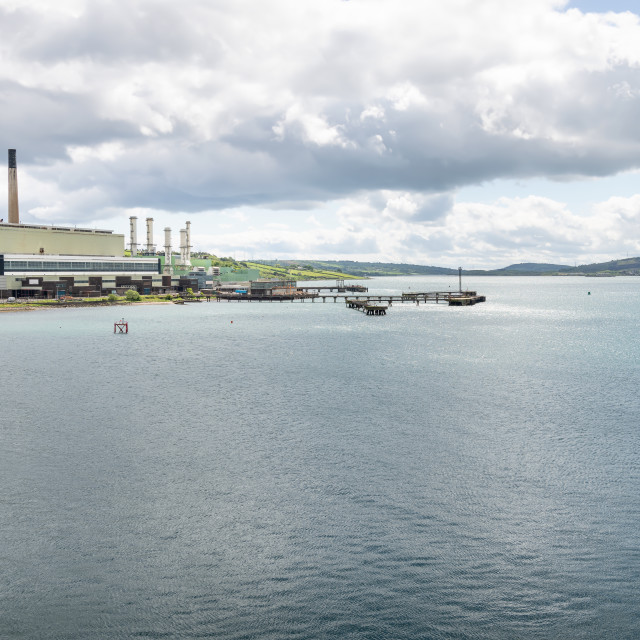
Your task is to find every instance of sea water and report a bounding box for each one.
[1,276,639,639]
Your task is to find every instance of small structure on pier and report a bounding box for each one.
[364,304,387,315]
[298,282,368,293]
[448,295,486,306]
[347,299,387,315]
[114,318,128,333]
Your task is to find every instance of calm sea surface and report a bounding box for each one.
[1,276,639,639]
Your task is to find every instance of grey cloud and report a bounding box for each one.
[403,232,455,254]
[262,201,324,211]
[474,226,570,251]
[293,30,380,100]
[236,235,378,256]
[5,2,222,64]
[311,236,380,255]
[6,0,640,226]
[13,85,640,223]
[0,81,138,164]
[220,91,640,208]
[408,194,454,222]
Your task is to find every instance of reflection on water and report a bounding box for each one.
[1,276,639,639]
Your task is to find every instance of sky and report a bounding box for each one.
[2,0,640,268]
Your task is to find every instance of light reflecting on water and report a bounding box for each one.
[1,276,640,639]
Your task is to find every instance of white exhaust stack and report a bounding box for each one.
[8,149,19,224]
[179,228,187,266]
[163,227,173,274]
[146,217,154,253]
[129,216,138,256]
[185,220,192,266]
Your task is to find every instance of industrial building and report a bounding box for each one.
[1,149,201,299]
[216,279,305,299]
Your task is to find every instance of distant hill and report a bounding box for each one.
[497,262,571,273]
[556,257,640,274]
[250,258,640,278]
[257,260,457,277]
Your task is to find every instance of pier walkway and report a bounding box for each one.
[297,284,368,293]
[213,290,485,306]
[345,291,486,307]
[346,299,387,315]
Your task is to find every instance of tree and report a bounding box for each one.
[125,289,141,301]
[107,293,118,302]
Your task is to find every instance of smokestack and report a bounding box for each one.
[129,216,138,256]
[179,228,187,266]
[8,149,19,224]
[185,220,192,266]
[146,217,154,253]
[164,227,173,274]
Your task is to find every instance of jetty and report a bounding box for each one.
[215,292,318,302]
[346,299,387,315]
[346,291,485,308]
[212,289,485,306]
[209,270,485,312]
[297,284,368,293]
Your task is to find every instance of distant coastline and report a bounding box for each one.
[0,299,174,312]
[262,258,640,278]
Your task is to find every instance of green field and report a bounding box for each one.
[242,262,360,280]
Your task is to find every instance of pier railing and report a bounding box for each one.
[212,289,486,306]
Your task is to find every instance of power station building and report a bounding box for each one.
[1,150,198,298]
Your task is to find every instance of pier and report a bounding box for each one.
[296,278,367,294]
[212,290,485,307]
[297,284,368,293]
[345,291,485,306]
[215,292,318,302]
[346,299,387,315]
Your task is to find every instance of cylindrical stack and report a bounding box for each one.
[8,149,19,224]
[185,220,192,266]
[164,227,173,274]
[146,217,154,253]
[129,216,138,256]
[179,228,187,266]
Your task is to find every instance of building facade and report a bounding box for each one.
[0,149,199,298]
[0,223,198,298]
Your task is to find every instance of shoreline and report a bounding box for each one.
[0,300,176,313]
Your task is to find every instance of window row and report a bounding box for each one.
[5,261,159,272]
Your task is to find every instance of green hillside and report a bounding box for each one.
[243,261,359,280]
[157,253,640,279]
[255,259,456,277]
[556,257,640,275]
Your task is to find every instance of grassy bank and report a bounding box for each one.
[0,294,180,311]
[243,261,360,280]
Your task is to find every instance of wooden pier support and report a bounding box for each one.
[346,299,387,315]
[212,290,486,309]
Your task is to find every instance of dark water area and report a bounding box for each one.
[1,276,640,639]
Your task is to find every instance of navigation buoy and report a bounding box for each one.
[114,318,128,333]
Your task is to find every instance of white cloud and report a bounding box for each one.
[2,0,640,266]
[273,104,353,148]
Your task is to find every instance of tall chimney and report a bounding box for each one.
[129,216,138,256]
[8,149,19,224]
[185,220,192,266]
[146,217,154,253]
[179,228,187,266]
[163,227,173,274]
